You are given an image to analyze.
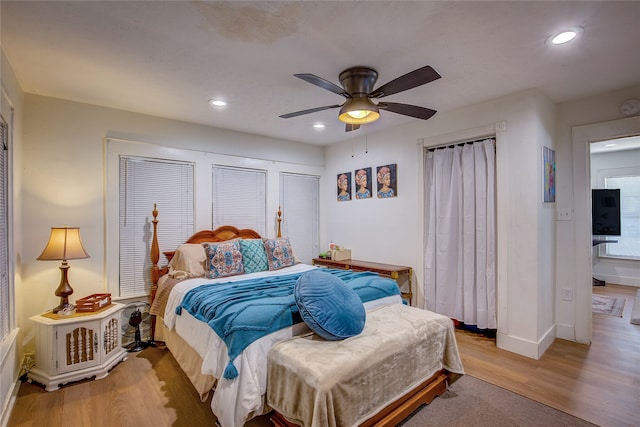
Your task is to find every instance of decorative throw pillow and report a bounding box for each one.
[204,240,244,279]
[168,243,206,279]
[239,239,269,274]
[294,269,366,340]
[263,237,296,271]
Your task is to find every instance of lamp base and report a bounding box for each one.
[52,262,74,314]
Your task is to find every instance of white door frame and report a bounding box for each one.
[572,115,640,344]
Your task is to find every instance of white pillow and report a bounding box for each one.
[168,243,206,279]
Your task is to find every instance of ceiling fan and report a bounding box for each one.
[279,65,441,132]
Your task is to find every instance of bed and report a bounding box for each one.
[148,206,464,427]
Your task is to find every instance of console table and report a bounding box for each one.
[592,238,618,286]
[312,258,413,305]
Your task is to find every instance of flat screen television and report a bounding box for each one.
[592,189,621,236]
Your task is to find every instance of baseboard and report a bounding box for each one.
[496,324,556,360]
[496,333,539,359]
[0,379,20,427]
[593,273,640,287]
[0,328,19,427]
[537,324,556,358]
[593,258,640,286]
[555,323,575,341]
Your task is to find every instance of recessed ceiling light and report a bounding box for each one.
[208,98,228,108]
[312,122,326,130]
[548,27,583,45]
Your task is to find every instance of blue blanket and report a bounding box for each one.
[176,268,400,379]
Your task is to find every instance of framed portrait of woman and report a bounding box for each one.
[336,172,352,201]
[376,164,397,198]
[354,167,372,199]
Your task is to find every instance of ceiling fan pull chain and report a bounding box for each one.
[365,120,369,154]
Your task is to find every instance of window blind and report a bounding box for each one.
[280,173,320,264]
[605,175,640,258]
[0,120,9,340]
[212,166,266,236]
[119,156,194,297]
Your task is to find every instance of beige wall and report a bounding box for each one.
[19,94,325,352]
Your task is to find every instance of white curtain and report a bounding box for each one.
[423,139,496,329]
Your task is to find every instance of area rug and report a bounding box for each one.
[592,294,625,317]
[631,289,640,325]
[400,375,596,427]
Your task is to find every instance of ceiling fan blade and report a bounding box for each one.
[378,102,437,120]
[294,74,349,97]
[369,66,441,98]
[345,123,360,132]
[279,104,341,119]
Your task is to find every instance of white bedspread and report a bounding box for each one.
[162,264,403,427]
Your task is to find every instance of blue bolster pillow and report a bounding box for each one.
[294,269,366,340]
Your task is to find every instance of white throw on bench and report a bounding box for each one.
[267,303,465,427]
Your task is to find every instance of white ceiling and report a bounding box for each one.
[2,1,640,146]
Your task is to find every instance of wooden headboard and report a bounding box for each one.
[149,204,282,288]
[148,204,282,341]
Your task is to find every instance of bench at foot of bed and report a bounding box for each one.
[267,303,465,427]
[270,369,451,427]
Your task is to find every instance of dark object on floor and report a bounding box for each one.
[453,320,496,339]
[126,309,150,352]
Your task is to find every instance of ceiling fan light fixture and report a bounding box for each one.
[347,110,372,119]
[338,98,380,124]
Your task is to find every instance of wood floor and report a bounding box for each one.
[456,283,640,427]
[7,284,639,427]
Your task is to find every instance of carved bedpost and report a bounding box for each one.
[277,206,282,238]
[150,203,160,290]
[150,204,160,343]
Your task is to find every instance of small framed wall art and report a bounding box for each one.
[336,172,352,201]
[354,167,372,199]
[542,146,556,203]
[376,163,397,198]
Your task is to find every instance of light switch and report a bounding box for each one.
[557,208,572,221]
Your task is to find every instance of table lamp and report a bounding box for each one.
[37,227,90,313]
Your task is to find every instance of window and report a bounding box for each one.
[108,138,322,297]
[0,118,10,341]
[119,156,195,297]
[212,166,266,236]
[279,173,320,264]
[603,173,640,259]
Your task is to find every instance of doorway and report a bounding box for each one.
[572,115,640,344]
[590,136,640,286]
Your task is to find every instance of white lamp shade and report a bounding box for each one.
[37,227,90,261]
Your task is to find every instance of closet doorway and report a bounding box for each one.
[420,126,501,336]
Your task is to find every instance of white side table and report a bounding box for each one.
[29,303,127,391]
